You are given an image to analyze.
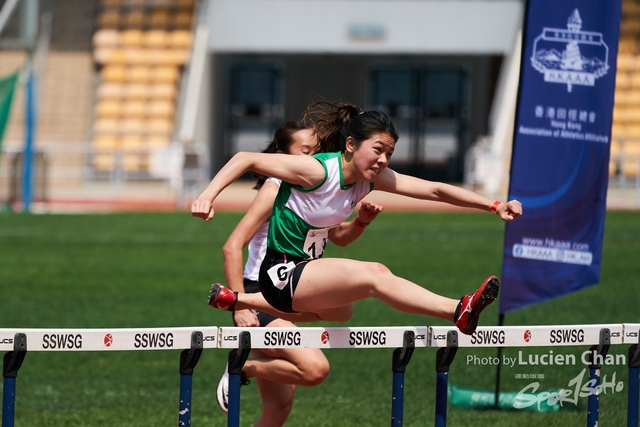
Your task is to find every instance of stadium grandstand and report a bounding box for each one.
[0,0,638,212]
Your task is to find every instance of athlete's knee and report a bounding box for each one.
[299,356,330,386]
[363,262,393,288]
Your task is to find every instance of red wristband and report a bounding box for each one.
[354,217,369,228]
[491,201,501,213]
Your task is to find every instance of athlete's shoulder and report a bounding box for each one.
[312,151,340,162]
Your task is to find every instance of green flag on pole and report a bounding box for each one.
[0,71,19,153]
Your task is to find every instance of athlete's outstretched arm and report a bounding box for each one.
[374,168,523,221]
[192,152,326,221]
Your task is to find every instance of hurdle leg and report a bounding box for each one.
[178,332,203,427]
[391,331,415,427]
[586,328,611,427]
[2,334,27,427]
[227,331,251,427]
[434,331,458,427]
[629,340,640,427]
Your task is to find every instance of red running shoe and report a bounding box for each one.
[208,283,237,311]
[454,276,500,335]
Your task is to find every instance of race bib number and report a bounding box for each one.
[303,228,329,259]
[267,261,296,290]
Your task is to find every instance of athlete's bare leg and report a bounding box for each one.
[291,258,459,320]
[241,319,330,386]
[235,292,353,322]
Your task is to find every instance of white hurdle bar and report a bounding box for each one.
[0,327,217,427]
[1,324,638,427]
[625,323,640,427]
[428,323,638,427]
[219,326,427,427]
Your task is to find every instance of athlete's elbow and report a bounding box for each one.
[222,242,241,258]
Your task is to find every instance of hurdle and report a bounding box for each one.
[2,324,638,425]
[218,326,426,427]
[626,323,640,427]
[0,327,218,427]
[428,323,634,427]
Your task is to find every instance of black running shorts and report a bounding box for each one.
[231,279,279,327]
[258,248,310,313]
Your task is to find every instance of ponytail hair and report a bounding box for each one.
[304,101,398,153]
[254,120,310,189]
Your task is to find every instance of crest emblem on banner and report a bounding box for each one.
[531,9,610,92]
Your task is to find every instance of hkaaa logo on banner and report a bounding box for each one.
[530,9,610,92]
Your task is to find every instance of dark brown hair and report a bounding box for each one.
[303,101,399,153]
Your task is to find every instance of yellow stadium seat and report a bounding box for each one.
[626,107,640,124]
[121,118,145,134]
[124,83,149,100]
[621,158,640,178]
[95,48,128,65]
[146,49,167,66]
[147,117,174,135]
[122,100,147,119]
[97,82,124,100]
[615,90,628,106]
[92,135,120,150]
[628,90,640,106]
[121,30,144,48]
[144,30,169,48]
[120,48,146,66]
[123,153,144,171]
[121,135,145,151]
[148,83,177,100]
[128,66,152,83]
[93,153,116,171]
[617,55,635,73]
[148,99,175,119]
[168,30,193,49]
[93,29,120,48]
[627,124,640,137]
[612,124,626,139]
[616,72,632,89]
[153,66,180,82]
[101,65,127,82]
[93,118,120,134]
[95,99,122,118]
[613,107,626,124]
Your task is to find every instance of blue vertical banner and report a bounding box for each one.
[500,0,622,314]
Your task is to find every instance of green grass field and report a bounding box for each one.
[0,211,638,426]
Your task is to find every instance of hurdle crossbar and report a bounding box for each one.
[428,323,636,427]
[219,326,425,427]
[1,323,638,427]
[219,326,427,349]
[0,327,218,352]
[0,327,216,427]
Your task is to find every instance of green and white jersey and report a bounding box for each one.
[268,152,373,259]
